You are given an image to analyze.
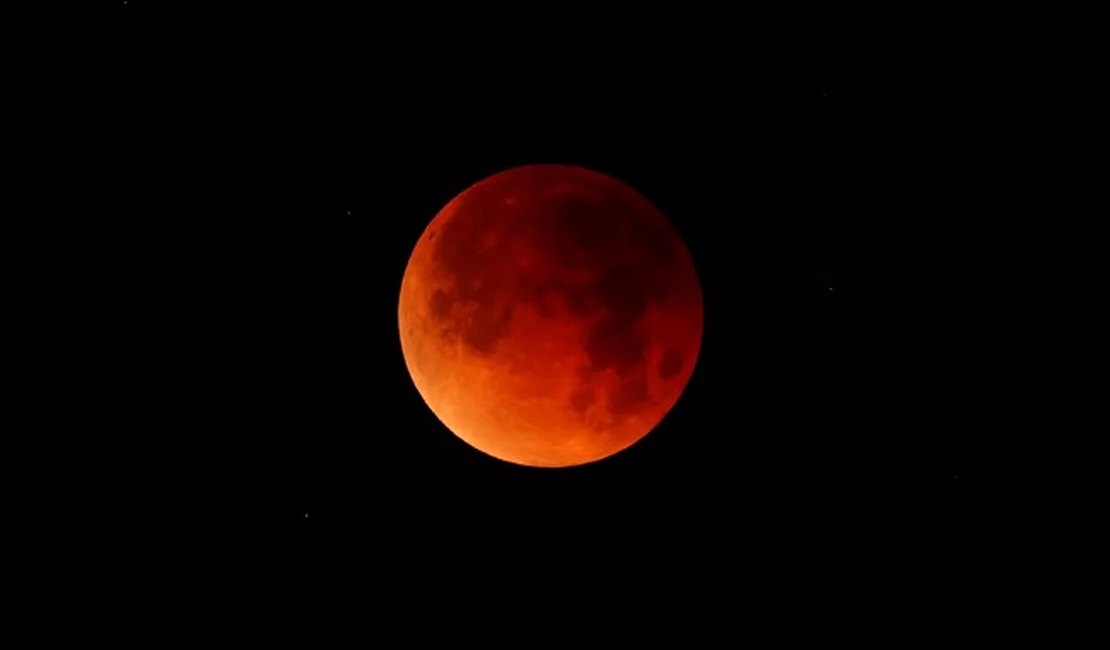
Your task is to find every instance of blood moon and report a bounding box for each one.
[398,164,702,467]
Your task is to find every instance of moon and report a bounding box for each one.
[398,164,703,467]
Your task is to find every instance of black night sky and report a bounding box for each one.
[87,3,1106,647]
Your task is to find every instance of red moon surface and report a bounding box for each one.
[398,165,703,467]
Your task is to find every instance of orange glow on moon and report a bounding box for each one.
[398,164,703,467]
